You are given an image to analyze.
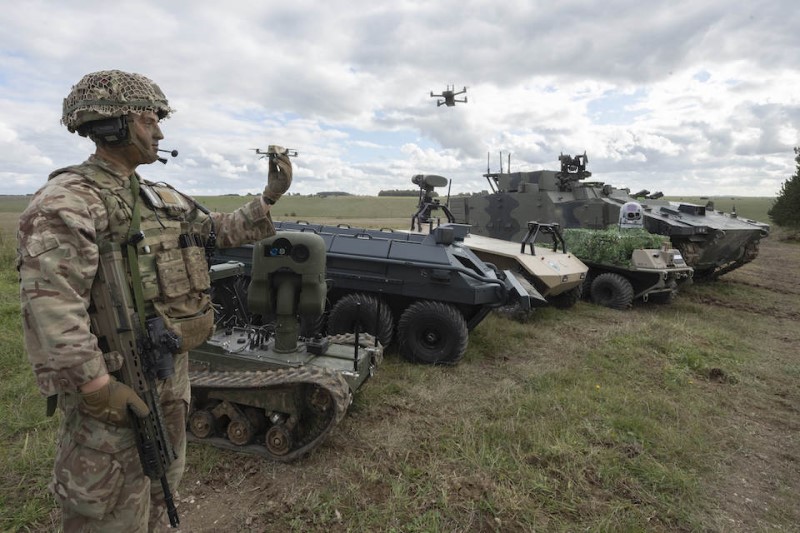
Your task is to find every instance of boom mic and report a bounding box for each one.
[157,149,179,164]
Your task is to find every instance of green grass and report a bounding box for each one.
[197,194,418,221]
[0,196,33,213]
[269,288,792,532]
[0,229,59,532]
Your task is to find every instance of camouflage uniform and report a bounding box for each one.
[18,71,285,531]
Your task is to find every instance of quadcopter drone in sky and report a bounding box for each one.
[430,85,467,107]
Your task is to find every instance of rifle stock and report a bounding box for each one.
[90,241,180,527]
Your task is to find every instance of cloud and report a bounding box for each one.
[0,0,798,200]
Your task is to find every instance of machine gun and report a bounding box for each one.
[631,189,664,200]
[410,174,455,231]
[555,152,592,191]
[88,242,180,528]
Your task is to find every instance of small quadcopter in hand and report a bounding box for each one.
[252,146,299,160]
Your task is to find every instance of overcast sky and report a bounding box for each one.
[1,0,798,198]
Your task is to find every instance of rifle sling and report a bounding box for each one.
[126,173,149,332]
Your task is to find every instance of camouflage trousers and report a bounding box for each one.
[51,354,189,532]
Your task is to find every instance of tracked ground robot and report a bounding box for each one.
[187,231,381,460]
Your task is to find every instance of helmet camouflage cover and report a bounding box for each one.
[61,69,173,134]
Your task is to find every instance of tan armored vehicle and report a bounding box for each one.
[411,174,589,309]
[464,223,588,309]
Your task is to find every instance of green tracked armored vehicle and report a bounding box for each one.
[447,153,769,279]
[187,231,382,461]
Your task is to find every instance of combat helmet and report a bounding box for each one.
[61,70,173,135]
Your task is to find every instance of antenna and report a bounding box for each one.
[446,178,452,208]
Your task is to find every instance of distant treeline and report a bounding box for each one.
[456,191,490,197]
[378,189,435,197]
[316,191,352,197]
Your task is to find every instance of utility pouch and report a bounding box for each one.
[164,306,215,353]
[181,240,211,292]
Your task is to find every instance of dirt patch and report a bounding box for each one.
[692,234,800,531]
[686,233,800,321]
[723,230,800,295]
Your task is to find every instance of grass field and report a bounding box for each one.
[1,195,797,532]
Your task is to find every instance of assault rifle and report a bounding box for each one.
[89,242,180,528]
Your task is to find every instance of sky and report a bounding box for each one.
[1,0,798,198]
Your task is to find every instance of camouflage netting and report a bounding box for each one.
[62,70,173,134]
[562,228,668,266]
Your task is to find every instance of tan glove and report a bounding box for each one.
[81,376,150,426]
[263,149,293,204]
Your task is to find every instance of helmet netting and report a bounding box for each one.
[62,70,173,133]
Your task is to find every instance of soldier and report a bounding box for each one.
[16,70,292,531]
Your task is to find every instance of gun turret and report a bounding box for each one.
[555,152,591,191]
[248,232,327,353]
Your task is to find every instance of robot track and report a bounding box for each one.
[187,365,352,462]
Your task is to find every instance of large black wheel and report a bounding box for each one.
[547,285,582,309]
[590,273,634,310]
[327,293,394,346]
[397,301,468,365]
[581,272,595,300]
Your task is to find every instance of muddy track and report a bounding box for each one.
[726,278,800,296]
[724,233,800,290]
[697,233,800,318]
[687,293,800,320]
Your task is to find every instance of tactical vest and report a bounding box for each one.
[49,161,214,353]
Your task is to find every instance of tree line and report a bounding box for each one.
[768,147,800,228]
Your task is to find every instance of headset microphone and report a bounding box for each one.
[157,149,179,164]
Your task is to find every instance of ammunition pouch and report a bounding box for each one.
[139,236,210,302]
[181,242,212,292]
[155,248,192,299]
